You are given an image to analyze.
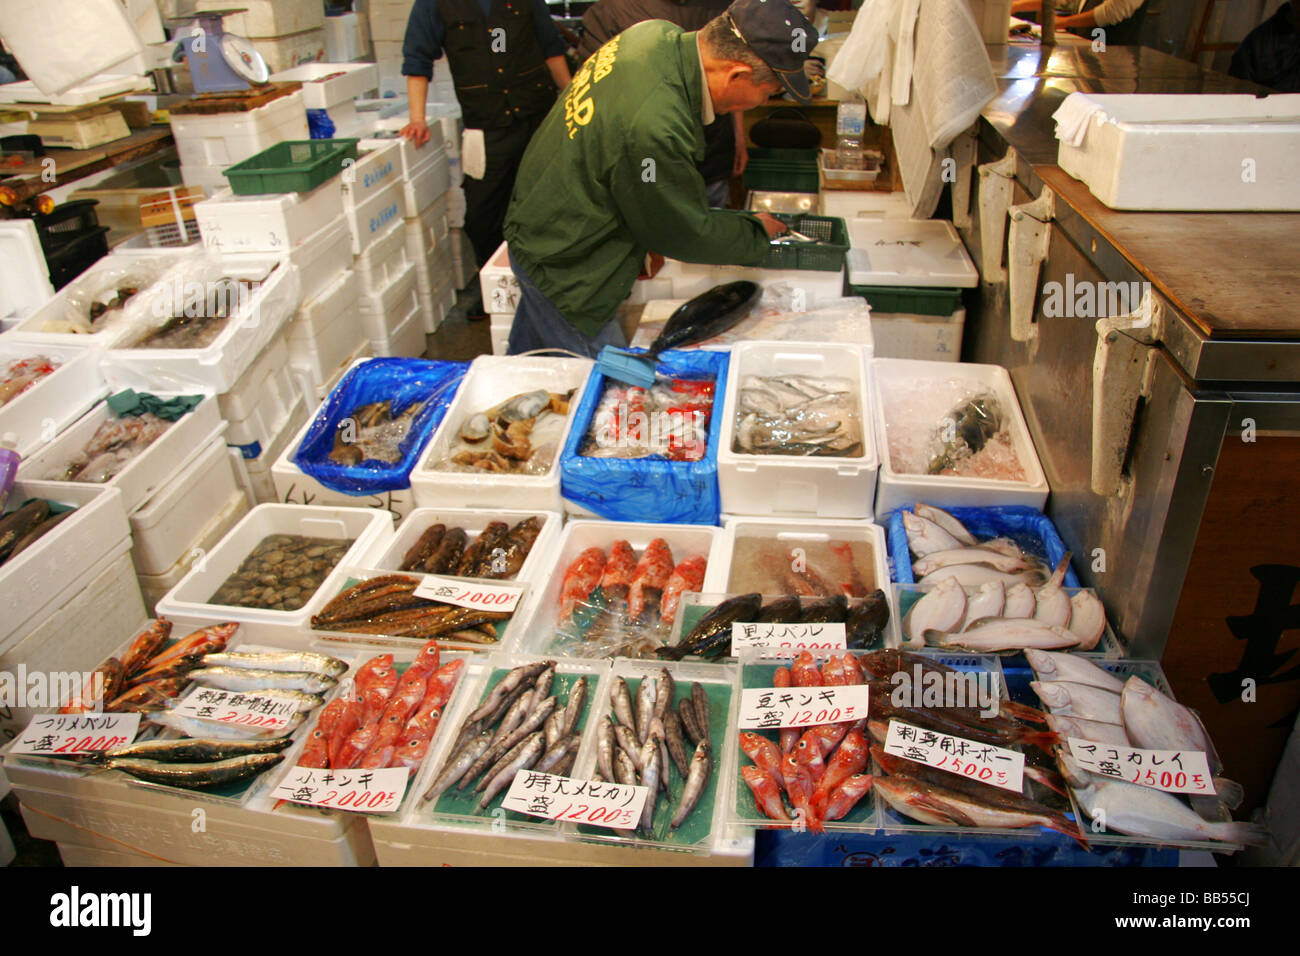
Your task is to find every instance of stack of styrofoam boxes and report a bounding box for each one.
[0,482,144,745]
[361,122,454,333]
[479,241,518,355]
[368,0,416,97]
[271,62,378,140]
[342,142,425,357]
[324,12,364,62]
[195,0,326,74]
[0,219,54,333]
[169,87,308,198]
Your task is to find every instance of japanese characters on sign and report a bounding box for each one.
[413,574,525,614]
[737,684,869,730]
[731,622,847,655]
[9,713,141,757]
[272,766,408,813]
[501,770,649,828]
[172,687,298,732]
[884,718,1025,793]
[1066,738,1215,795]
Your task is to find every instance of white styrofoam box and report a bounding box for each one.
[340,141,402,208]
[370,294,426,358]
[717,343,878,519]
[0,220,54,326]
[819,188,915,220]
[228,215,350,306]
[130,436,242,577]
[490,315,511,355]
[169,90,308,170]
[0,481,130,655]
[180,162,233,199]
[270,404,420,521]
[9,248,204,349]
[136,488,250,613]
[1056,93,1300,211]
[871,309,965,362]
[512,520,725,656]
[155,504,394,642]
[98,255,301,394]
[288,339,373,415]
[359,260,419,341]
[0,547,145,742]
[403,145,450,217]
[416,280,456,334]
[353,218,411,296]
[196,0,324,38]
[344,177,404,256]
[325,99,365,139]
[249,28,327,74]
[654,258,847,306]
[324,13,363,62]
[413,254,455,300]
[409,356,593,514]
[361,507,563,595]
[846,219,978,289]
[271,62,378,110]
[407,192,451,260]
[221,345,300,455]
[233,395,309,505]
[286,269,365,389]
[0,343,107,459]
[196,178,342,254]
[966,0,1013,43]
[446,185,466,227]
[17,396,223,516]
[8,765,377,866]
[478,240,519,314]
[871,357,1049,514]
[361,121,447,175]
[712,515,893,599]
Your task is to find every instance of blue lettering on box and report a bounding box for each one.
[369,204,399,233]
[363,161,395,189]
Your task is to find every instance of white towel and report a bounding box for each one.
[911,0,998,150]
[891,0,922,107]
[462,129,486,180]
[1053,92,1106,148]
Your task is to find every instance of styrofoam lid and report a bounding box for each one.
[846,219,978,288]
[0,221,54,320]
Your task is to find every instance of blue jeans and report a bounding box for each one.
[506,249,627,358]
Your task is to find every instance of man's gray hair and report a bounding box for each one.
[699,14,779,85]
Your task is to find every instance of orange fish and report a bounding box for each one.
[394,710,440,769]
[812,728,870,814]
[358,656,398,726]
[628,538,674,621]
[840,652,865,686]
[738,731,785,790]
[794,730,827,785]
[821,773,873,821]
[335,721,380,770]
[382,669,428,727]
[328,695,364,769]
[405,639,441,680]
[791,651,822,687]
[742,765,791,823]
[598,540,638,601]
[821,655,846,686]
[559,547,607,621]
[422,659,464,713]
[120,619,173,677]
[145,623,236,670]
[298,728,331,769]
[810,722,849,757]
[772,666,799,753]
[781,751,821,832]
[61,659,124,713]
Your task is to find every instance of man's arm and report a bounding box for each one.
[403,75,432,147]
[532,0,571,89]
[400,0,444,148]
[546,55,572,90]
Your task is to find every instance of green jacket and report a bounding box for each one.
[504,21,772,338]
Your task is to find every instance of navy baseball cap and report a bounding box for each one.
[724,0,819,103]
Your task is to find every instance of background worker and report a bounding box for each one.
[503,0,814,356]
[400,0,572,318]
[1011,0,1147,45]
[578,0,747,207]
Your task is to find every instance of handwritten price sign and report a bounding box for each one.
[731,622,847,656]
[172,687,298,732]
[884,719,1025,793]
[738,684,869,730]
[500,770,648,828]
[272,765,408,813]
[9,713,140,757]
[414,575,524,613]
[1067,738,1215,795]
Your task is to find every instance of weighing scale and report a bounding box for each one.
[168,9,269,94]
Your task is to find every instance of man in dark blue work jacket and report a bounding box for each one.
[400,0,572,317]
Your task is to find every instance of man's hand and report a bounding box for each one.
[401,120,432,148]
[756,213,788,238]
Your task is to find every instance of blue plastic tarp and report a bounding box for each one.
[559,349,728,525]
[291,357,468,495]
[884,504,1081,587]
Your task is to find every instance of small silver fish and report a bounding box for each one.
[201,651,346,678]
[186,667,337,694]
[671,741,712,829]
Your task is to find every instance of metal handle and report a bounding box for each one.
[977,149,1018,283]
[1090,291,1164,496]
[1007,186,1056,343]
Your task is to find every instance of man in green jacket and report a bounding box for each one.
[503,0,817,355]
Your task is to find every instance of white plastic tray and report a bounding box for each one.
[871,357,1049,514]
[846,219,979,288]
[717,342,878,519]
[409,355,593,514]
[271,61,377,109]
[154,503,394,643]
[0,342,107,459]
[17,395,223,515]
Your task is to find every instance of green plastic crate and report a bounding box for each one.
[842,278,964,316]
[222,138,360,195]
[743,147,819,193]
[760,213,849,271]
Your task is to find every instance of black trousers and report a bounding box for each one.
[462,111,548,275]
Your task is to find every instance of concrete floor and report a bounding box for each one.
[422,284,493,361]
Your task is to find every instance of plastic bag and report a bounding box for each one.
[883,503,1081,587]
[58,252,198,335]
[560,349,727,524]
[292,357,469,495]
